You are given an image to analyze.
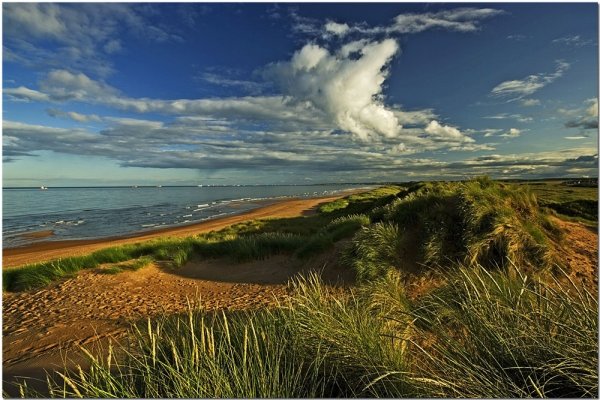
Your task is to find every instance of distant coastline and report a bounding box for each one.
[3,184,371,250]
[3,191,365,268]
[3,176,596,190]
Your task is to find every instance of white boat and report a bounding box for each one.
[40,186,48,190]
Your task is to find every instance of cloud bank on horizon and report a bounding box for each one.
[2,3,598,186]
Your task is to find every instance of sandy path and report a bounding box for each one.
[3,258,300,367]
[552,217,598,291]
[3,194,352,268]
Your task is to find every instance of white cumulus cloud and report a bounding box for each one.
[424,120,474,142]
[324,21,350,36]
[266,39,401,141]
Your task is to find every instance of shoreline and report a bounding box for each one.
[3,192,358,268]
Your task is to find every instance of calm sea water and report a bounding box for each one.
[2,185,369,248]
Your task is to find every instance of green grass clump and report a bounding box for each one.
[42,309,334,398]
[3,246,141,291]
[318,198,350,213]
[318,186,403,215]
[285,273,415,397]
[97,256,154,275]
[327,214,371,234]
[295,214,371,259]
[410,266,598,398]
[2,239,194,291]
[226,232,305,262]
[342,222,404,281]
[345,177,564,281]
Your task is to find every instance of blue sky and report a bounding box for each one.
[3,2,598,186]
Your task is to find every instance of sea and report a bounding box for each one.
[2,185,370,248]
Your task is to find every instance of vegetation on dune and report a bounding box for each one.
[3,246,147,291]
[345,177,565,281]
[410,266,598,398]
[42,309,333,398]
[318,186,404,215]
[5,178,596,292]
[26,266,597,398]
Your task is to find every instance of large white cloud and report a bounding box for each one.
[266,39,401,140]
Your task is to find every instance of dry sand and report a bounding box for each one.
[552,217,599,290]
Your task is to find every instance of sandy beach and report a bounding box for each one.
[3,193,355,268]
[2,193,357,395]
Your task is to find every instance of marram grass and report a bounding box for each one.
[18,265,598,398]
[344,177,566,281]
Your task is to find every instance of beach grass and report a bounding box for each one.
[409,266,598,397]
[3,248,139,291]
[31,265,597,398]
[344,177,565,282]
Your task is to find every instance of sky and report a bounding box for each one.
[2,2,598,187]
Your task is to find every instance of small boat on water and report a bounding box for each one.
[40,186,48,190]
